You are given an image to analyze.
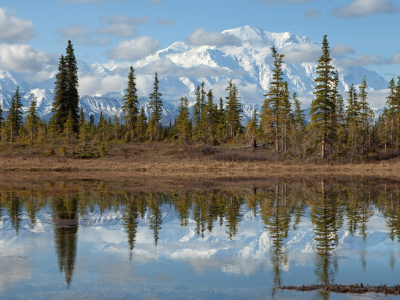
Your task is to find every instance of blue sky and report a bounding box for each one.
[0,0,399,80]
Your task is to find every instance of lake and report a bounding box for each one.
[1,178,400,299]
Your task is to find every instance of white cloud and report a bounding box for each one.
[0,8,36,43]
[135,58,230,77]
[280,43,321,63]
[331,44,356,56]
[105,36,159,60]
[333,0,398,19]
[55,24,92,39]
[336,54,383,67]
[155,18,175,26]
[97,24,137,37]
[100,15,148,25]
[388,52,400,64]
[186,27,242,47]
[79,74,126,95]
[335,51,400,67]
[0,44,56,73]
[305,8,321,18]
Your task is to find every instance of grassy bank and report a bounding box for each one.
[1,143,400,181]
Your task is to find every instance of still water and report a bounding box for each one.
[1,179,400,299]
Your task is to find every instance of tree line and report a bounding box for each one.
[0,37,400,161]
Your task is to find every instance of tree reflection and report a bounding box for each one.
[51,195,79,288]
[122,192,140,260]
[148,193,163,246]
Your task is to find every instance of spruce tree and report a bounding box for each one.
[113,115,120,141]
[358,76,373,153]
[345,84,361,160]
[52,41,79,133]
[148,72,163,141]
[122,66,139,141]
[310,35,336,159]
[26,95,40,142]
[0,101,3,129]
[6,86,23,141]
[136,107,148,142]
[261,47,285,152]
[52,55,69,132]
[63,110,75,139]
[292,93,305,130]
[174,97,191,143]
[225,80,242,138]
[205,89,217,143]
[65,40,80,133]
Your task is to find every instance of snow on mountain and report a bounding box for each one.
[0,25,390,124]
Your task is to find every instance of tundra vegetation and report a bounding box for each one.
[0,37,400,165]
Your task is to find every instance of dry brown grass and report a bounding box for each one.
[1,143,400,184]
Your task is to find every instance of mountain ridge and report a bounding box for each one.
[0,25,389,124]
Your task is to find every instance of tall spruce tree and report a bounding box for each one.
[65,40,80,133]
[52,41,79,133]
[52,55,69,132]
[225,80,242,138]
[122,67,139,141]
[6,86,23,141]
[310,35,336,159]
[148,72,163,141]
[261,47,285,152]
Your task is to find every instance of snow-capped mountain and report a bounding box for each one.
[0,26,390,125]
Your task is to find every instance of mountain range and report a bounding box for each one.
[0,25,389,125]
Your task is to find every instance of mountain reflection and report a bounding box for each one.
[2,179,400,295]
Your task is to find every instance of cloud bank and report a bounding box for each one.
[0,8,36,43]
[186,28,241,47]
[333,0,398,19]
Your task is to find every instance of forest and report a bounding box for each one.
[1,37,400,163]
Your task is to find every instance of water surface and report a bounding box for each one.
[1,179,400,299]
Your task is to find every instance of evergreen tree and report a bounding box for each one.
[245,108,258,140]
[292,93,305,130]
[136,107,148,142]
[261,47,285,151]
[216,97,228,142]
[65,40,80,133]
[205,89,217,143]
[310,35,336,159]
[52,41,79,133]
[112,115,119,141]
[225,80,242,138]
[26,95,40,142]
[122,67,139,141]
[63,110,75,139]
[174,96,191,143]
[358,76,373,153]
[148,72,163,141]
[0,101,3,130]
[332,72,345,154]
[52,55,69,132]
[192,83,207,141]
[6,86,23,141]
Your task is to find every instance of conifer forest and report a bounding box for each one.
[0,37,400,163]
